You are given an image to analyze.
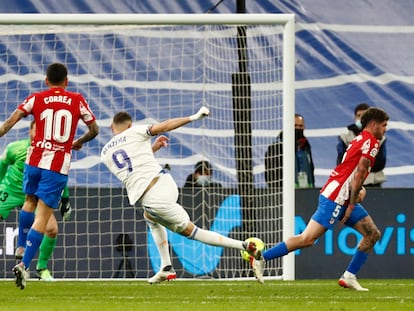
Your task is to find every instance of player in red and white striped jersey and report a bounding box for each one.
[250,107,389,289]
[0,63,99,289]
[18,87,96,174]
[321,129,379,206]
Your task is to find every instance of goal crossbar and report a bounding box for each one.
[0,13,294,25]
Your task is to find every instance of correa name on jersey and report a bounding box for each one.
[101,135,127,155]
[43,95,73,105]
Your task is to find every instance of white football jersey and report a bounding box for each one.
[101,125,162,205]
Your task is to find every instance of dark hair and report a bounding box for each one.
[194,161,212,174]
[361,107,389,129]
[113,111,132,124]
[354,103,370,115]
[46,63,68,84]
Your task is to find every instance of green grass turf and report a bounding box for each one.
[0,279,413,311]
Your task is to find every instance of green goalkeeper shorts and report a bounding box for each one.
[0,185,25,220]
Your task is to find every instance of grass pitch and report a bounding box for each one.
[0,279,413,311]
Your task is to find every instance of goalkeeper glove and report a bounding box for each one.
[59,197,72,222]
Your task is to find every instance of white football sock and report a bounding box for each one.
[146,220,172,268]
[189,226,244,250]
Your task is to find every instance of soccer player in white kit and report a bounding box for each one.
[101,107,263,284]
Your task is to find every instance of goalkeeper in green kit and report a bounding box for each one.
[0,120,71,281]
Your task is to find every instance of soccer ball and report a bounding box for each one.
[240,237,265,262]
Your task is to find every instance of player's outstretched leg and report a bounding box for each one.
[148,265,177,284]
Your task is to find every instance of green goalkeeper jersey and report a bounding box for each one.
[0,138,69,198]
[0,138,70,197]
[0,138,31,195]
[0,138,70,220]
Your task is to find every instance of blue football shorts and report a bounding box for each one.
[311,194,369,230]
[23,164,68,209]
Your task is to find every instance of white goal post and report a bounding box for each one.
[0,14,295,281]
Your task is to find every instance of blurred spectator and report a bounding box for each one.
[337,103,387,187]
[184,160,222,188]
[265,114,315,188]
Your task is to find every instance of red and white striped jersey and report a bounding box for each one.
[18,87,96,175]
[321,130,379,205]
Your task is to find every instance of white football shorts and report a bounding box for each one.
[140,172,190,233]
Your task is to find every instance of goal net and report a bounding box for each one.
[0,14,295,281]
